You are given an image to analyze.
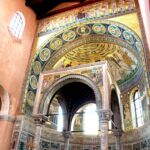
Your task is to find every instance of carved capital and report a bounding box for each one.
[32,114,48,125]
[63,131,72,139]
[99,109,113,122]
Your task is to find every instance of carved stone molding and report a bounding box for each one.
[63,131,72,139]
[32,114,48,125]
[0,115,16,122]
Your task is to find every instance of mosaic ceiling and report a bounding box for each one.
[53,42,139,85]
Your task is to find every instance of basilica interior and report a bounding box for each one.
[0,0,150,150]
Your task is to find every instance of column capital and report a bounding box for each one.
[32,114,48,125]
[63,131,72,139]
[98,109,113,122]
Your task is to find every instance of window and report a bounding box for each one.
[83,104,99,135]
[71,104,99,135]
[131,90,144,128]
[57,106,63,132]
[8,11,25,39]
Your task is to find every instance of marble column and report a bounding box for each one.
[99,110,112,150]
[112,129,123,150]
[63,131,71,150]
[32,114,48,150]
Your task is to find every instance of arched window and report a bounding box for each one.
[8,11,25,39]
[71,103,99,135]
[57,106,63,132]
[83,104,99,135]
[131,90,144,128]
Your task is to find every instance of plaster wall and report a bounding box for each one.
[0,1,37,150]
[0,0,37,115]
[0,120,14,150]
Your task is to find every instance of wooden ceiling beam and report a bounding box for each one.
[38,0,103,19]
[25,0,103,19]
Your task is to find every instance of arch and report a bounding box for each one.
[0,85,10,115]
[39,74,102,116]
[110,89,122,130]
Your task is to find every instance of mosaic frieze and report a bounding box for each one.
[41,63,103,93]
[37,1,135,35]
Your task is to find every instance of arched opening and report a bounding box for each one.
[111,89,122,130]
[39,74,102,116]
[71,103,99,135]
[45,81,96,132]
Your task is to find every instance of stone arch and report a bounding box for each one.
[39,74,102,116]
[0,85,10,115]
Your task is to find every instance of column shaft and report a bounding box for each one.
[63,131,71,150]
[100,121,109,150]
[33,125,42,150]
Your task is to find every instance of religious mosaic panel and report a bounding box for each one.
[73,113,83,131]
[37,1,135,36]
[41,62,104,94]
[17,132,34,150]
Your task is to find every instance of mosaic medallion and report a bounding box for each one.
[30,75,38,90]
[135,41,141,52]
[123,31,134,45]
[50,38,63,50]
[92,24,106,34]
[32,61,42,75]
[108,25,121,37]
[77,25,91,36]
[62,30,76,41]
[27,91,35,107]
[39,48,51,62]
